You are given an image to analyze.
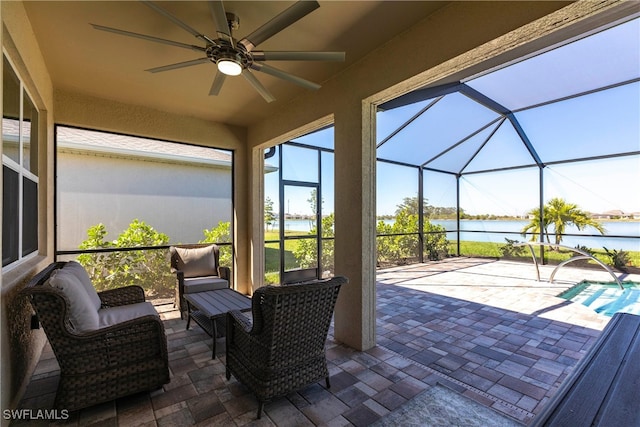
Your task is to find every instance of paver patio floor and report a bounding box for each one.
[17,258,639,426]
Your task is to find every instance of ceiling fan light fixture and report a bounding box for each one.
[217,58,242,76]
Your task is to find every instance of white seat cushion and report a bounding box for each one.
[62,261,102,311]
[98,302,158,329]
[183,276,229,294]
[49,269,99,332]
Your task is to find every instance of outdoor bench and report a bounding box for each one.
[532,312,640,427]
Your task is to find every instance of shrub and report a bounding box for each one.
[201,221,232,268]
[500,238,527,258]
[292,213,335,275]
[574,244,595,256]
[77,220,173,297]
[424,222,449,261]
[604,247,631,272]
[376,211,449,266]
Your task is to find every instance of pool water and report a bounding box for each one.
[559,281,640,317]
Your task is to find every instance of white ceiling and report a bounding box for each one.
[24,1,449,127]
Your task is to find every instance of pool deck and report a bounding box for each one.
[17,258,640,426]
[375,257,640,423]
[377,257,636,331]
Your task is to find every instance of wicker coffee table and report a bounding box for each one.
[184,289,251,358]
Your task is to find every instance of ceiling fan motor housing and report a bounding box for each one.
[207,42,251,68]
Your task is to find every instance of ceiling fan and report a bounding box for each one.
[91,0,345,103]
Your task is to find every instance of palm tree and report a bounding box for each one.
[521,198,605,246]
[521,206,549,243]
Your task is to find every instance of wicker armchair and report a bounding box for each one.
[21,262,170,412]
[225,276,348,419]
[170,243,231,319]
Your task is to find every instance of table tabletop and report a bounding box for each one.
[184,288,251,319]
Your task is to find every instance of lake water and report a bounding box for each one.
[282,219,640,251]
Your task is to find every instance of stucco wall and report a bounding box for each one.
[1,0,55,420]
[57,150,233,250]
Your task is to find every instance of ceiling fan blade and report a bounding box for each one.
[242,70,276,103]
[239,0,319,51]
[253,51,345,62]
[251,63,320,91]
[91,24,205,52]
[209,72,226,96]
[141,1,212,43]
[146,58,210,73]
[208,1,233,44]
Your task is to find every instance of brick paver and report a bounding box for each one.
[15,258,639,426]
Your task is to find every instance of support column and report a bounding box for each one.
[333,100,376,351]
[248,147,265,295]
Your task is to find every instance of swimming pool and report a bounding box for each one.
[559,281,640,317]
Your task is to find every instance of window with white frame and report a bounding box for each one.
[3,53,40,268]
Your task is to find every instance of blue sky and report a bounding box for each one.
[266,17,640,218]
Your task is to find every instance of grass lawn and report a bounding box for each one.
[453,241,640,271]
[264,230,302,284]
[263,234,639,284]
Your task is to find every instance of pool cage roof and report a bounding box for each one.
[374,17,639,175]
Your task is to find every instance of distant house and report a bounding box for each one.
[590,210,634,220]
[56,127,235,250]
[602,210,630,219]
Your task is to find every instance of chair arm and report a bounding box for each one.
[98,285,146,307]
[218,266,231,281]
[226,310,269,364]
[227,310,253,334]
[54,315,166,374]
[175,270,185,298]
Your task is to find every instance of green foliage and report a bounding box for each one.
[288,195,452,269]
[264,230,300,282]
[116,219,170,247]
[292,213,335,274]
[499,238,527,258]
[264,197,276,231]
[604,247,631,271]
[200,221,232,268]
[456,240,640,268]
[78,223,110,251]
[377,206,449,266]
[77,220,173,297]
[574,245,595,256]
[457,240,503,258]
[288,195,451,271]
[377,210,418,264]
[285,194,451,273]
[521,198,605,245]
[424,222,449,261]
[394,195,458,219]
[395,197,427,216]
[201,221,231,243]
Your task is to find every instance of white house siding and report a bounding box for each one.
[57,149,232,250]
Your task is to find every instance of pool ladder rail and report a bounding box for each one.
[515,242,624,290]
